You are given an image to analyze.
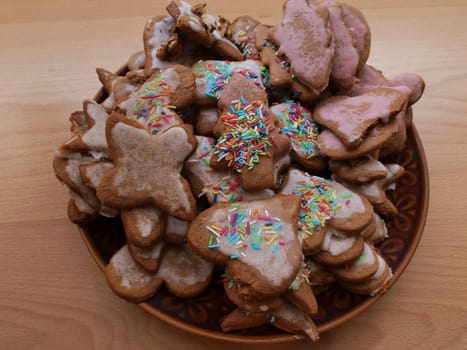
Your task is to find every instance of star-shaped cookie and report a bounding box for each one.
[61,100,109,154]
[97,112,198,221]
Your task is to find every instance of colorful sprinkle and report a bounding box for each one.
[293,177,338,235]
[206,207,286,255]
[193,61,263,99]
[214,100,275,171]
[275,101,320,159]
[127,72,180,134]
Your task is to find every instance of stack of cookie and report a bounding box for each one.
[53,0,425,342]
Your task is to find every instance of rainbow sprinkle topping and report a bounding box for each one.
[201,177,245,203]
[206,207,285,256]
[233,27,260,60]
[194,61,263,99]
[289,259,313,290]
[128,72,179,134]
[214,100,275,171]
[293,177,337,235]
[263,40,291,73]
[275,101,320,159]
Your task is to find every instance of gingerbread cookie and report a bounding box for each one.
[105,245,163,302]
[166,0,243,61]
[121,206,167,248]
[271,101,325,172]
[192,60,264,106]
[96,112,198,221]
[188,195,302,299]
[96,68,141,111]
[271,0,333,94]
[314,87,407,148]
[227,15,261,60]
[210,74,290,191]
[61,100,110,155]
[143,16,178,77]
[128,240,166,273]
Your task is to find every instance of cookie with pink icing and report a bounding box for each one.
[271,101,326,172]
[192,60,264,107]
[317,114,400,160]
[96,112,198,221]
[341,64,425,107]
[184,135,274,205]
[188,195,302,299]
[166,0,243,61]
[209,74,290,191]
[314,87,407,148]
[271,0,333,95]
[254,24,320,103]
[329,156,387,183]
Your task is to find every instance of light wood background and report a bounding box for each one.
[1,0,466,349]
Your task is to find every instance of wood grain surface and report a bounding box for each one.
[1,0,466,349]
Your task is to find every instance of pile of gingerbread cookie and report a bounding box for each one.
[53,0,424,342]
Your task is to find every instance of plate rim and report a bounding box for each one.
[81,69,430,344]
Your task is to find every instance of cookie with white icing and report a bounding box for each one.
[128,240,166,273]
[337,163,405,218]
[329,242,379,282]
[105,245,163,302]
[121,206,167,248]
[96,112,198,221]
[280,168,338,254]
[96,68,141,111]
[61,100,110,155]
[271,101,326,172]
[339,253,392,296]
[192,60,264,107]
[210,74,290,191]
[188,195,302,299]
[329,156,387,183]
[165,216,189,244]
[313,226,365,267]
[184,136,274,205]
[166,0,243,61]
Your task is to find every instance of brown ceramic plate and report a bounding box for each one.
[79,68,429,343]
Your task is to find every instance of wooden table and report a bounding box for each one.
[1,0,466,348]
